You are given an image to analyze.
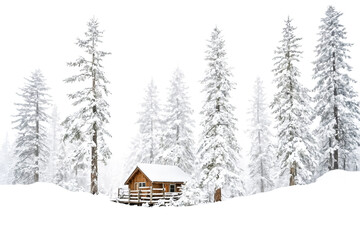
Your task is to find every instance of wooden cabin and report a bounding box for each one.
[117,163,190,205]
[125,163,190,192]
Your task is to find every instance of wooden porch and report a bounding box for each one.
[114,186,182,206]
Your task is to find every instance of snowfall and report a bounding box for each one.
[1,170,359,240]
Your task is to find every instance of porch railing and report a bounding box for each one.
[116,186,182,205]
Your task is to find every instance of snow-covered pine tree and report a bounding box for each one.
[62,18,111,195]
[248,77,275,193]
[136,80,162,164]
[45,105,61,182]
[0,134,12,184]
[313,6,360,174]
[175,171,207,206]
[122,135,142,179]
[48,106,79,190]
[158,68,195,173]
[53,141,68,186]
[123,80,163,179]
[13,70,51,184]
[271,18,317,186]
[53,140,85,191]
[197,27,243,201]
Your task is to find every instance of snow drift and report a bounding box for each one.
[0,170,359,240]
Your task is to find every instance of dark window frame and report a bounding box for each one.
[170,184,175,192]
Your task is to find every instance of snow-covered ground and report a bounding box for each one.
[1,170,359,240]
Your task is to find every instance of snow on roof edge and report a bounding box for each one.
[134,163,190,183]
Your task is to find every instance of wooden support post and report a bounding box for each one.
[128,189,130,204]
[138,189,141,205]
[150,186,153,205]
[118,188,120,199]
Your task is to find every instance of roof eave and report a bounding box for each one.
[124,167,153,185]
[152,181,187,183]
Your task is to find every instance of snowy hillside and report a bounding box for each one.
[1,170,359,240]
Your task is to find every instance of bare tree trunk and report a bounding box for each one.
[290,161,296,186]
[90,50,98,195]
[257,88,265,192]
[34,93,39,183]
[333,99,339,170]
[214,188,221,202]
[329,138,333,170]
[91,121,98,195]
[287,71,296,186]
[260,158,264,192]
[259,130,264,192]
[333,50,339,170]
[333,148,339,169]
[34,119,39,183]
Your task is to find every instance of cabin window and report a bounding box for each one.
[135,182,146,190]
[170,184,175,192]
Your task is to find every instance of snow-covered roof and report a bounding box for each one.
[126,163,190,183]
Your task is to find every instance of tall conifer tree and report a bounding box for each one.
[63,18,111,194]
[124,80,162,179]
[198,27,243,201]
[313,6,360,174]
[158,68,195,173]
[0,134,12,184]
[13,70,51,184]
[271,18,317,186]
[248,77,275,193]
[137,80,162,164]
